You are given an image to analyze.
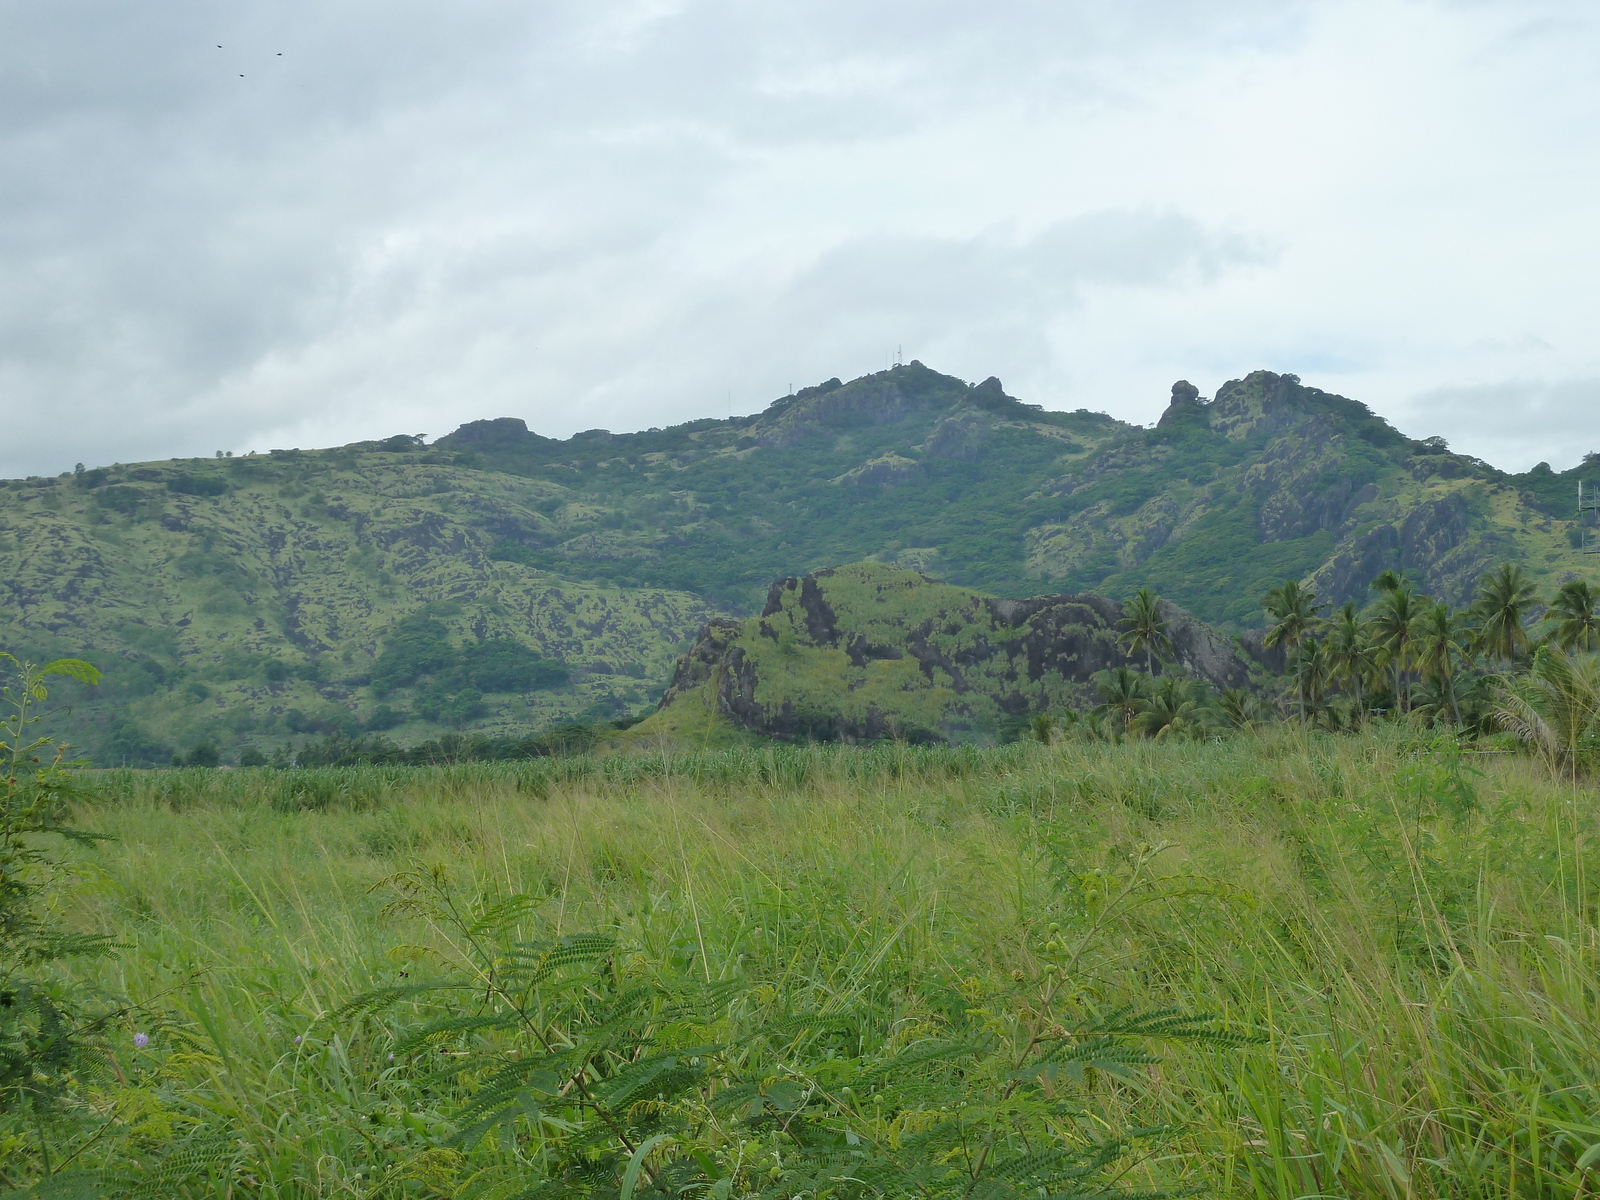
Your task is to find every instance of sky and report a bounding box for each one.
[2,0,1597,478]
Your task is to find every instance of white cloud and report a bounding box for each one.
[0,0,1596,475]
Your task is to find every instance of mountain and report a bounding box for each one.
[630,562,1253,745]
[1,362,1594,762]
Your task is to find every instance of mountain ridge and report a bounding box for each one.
[1,361,1594,763]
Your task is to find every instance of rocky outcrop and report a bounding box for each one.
[922,409,991,461]
[834,454,923,490]
[656,617,744,707]
[658,564,1256,742]
[1309,491,1478,606]
[1156,380,1205,427]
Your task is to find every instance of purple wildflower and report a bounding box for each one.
[294,1035,302,1044]
[133,1032,149,1048]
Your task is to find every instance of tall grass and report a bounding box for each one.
[37,728,1600,1196]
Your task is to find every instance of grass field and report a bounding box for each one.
[25,729,1600,1197]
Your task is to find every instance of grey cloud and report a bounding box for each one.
[1396,377,1600,473]
[0,0,1594,474]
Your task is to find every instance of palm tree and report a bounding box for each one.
[1295,636,1330,724]
[1091,666,1147,739]
[1261,579,1327,723]
[1545,579,1599,652]
[1325,601,1376,717]
[1368,577,1425,713]
[1472,563,1539,666]
[1117,587,1173,675]
[1493,645,1600,780]
[1219,687,1263,731]
[1413,600,1466,724]
[1131,675,1211,740]
[1370,568,1411,595]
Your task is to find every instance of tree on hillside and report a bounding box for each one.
[1414,601,1468,725]
[1545,579,1599,653]
[1325,601,1377,717]
[1261,579,1327,723]
[1117,587,1173,675]
[1472,563,1539,666]
[1368,575,1426,713]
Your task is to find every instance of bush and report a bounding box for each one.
[99,715,170,767]
[0,653,116,1156]
[182,742,221,768]
[371,616,567,696]
[165,475,228,497]
[365,704,404,732]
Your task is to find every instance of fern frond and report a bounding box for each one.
[331,980,474,1021]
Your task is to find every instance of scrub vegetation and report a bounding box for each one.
[2,364,1595,766]
[4,723,1600,1197]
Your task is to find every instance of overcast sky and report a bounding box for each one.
[2,0,1597,477]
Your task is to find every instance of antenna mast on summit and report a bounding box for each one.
[1580,479,1600,553]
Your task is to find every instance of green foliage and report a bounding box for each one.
[291,718,643,767]
[1116,587,1171,674]
[372,617,568,698]
[1492,646,1600,778]
[345,865,1244,1199]
[177,741,221,768]
[98,716,170,768]
[1471,562,1540,665]
[28,729,1600,1195]
[1545,579,1599,652]
[0,651,121,1185]
[164,475,228,497]
[1132,675,1214,741]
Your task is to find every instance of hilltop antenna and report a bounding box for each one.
[896,344,903,367]
[1581,479,1600,553]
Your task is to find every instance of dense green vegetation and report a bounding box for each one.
[6,711,1600,1196]
[3,363,1596,766]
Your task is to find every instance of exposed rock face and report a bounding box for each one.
[1309,492,1481,606]
[1156,380,1205,427]
[656,617,744,708]
[834,454,924,489]
[922,409,991,461]
[657,563,1255,742]
[436,417,550,448]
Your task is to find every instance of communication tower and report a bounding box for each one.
[1581,480,1600,553]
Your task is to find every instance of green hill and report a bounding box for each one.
[2,362,1595,762]
[630,561,1253,746]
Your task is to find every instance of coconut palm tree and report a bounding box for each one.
[1493,645,1600,780]
[1545,579,1599,653]
[1219,687,1264,731]
[1325,601,1376,717]
[1413,600,1467,724]
[1116,587,1173,676]
[1091,666,1147,739]
[1295,635,1330,724]
[1131,675,1211,740]
[1472,563,1539,666]
[1368,577,1425,713]
[1261,579,1327,723]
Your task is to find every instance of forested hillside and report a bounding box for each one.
[1,361,1594,762]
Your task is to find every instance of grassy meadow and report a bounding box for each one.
[18,729,1599,1197]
